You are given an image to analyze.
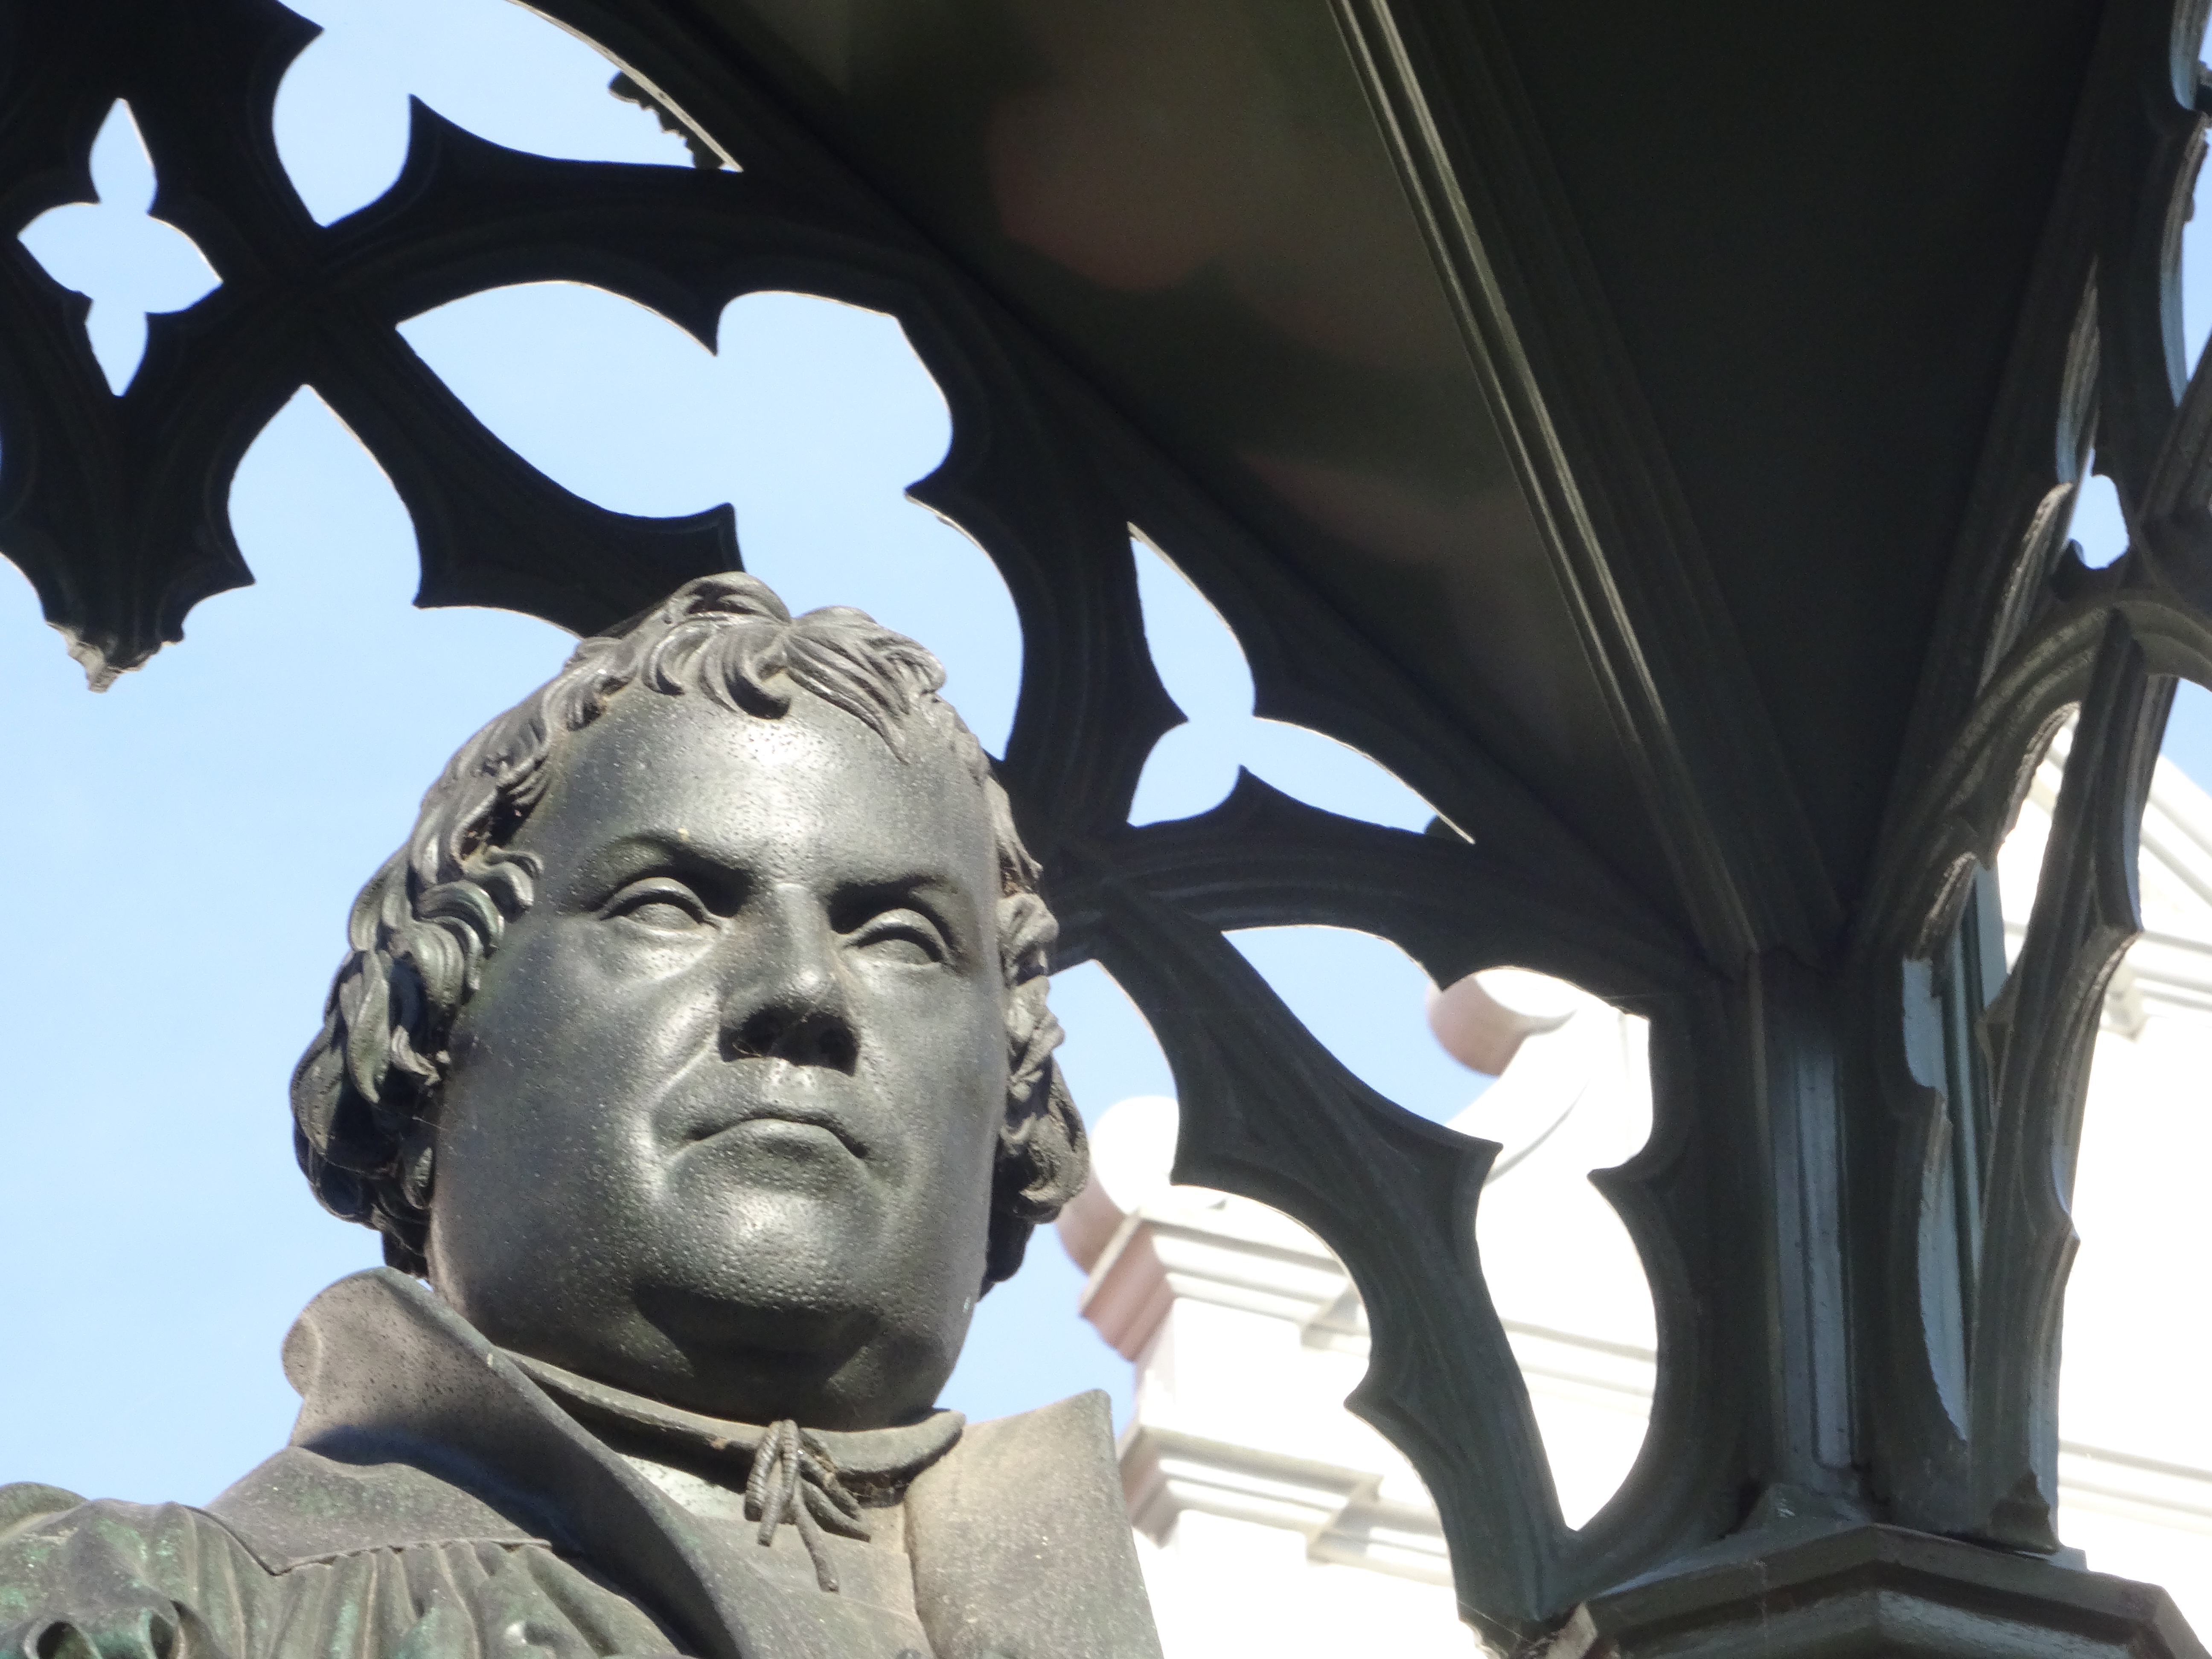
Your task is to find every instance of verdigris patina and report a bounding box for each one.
[0,575,1158,1659]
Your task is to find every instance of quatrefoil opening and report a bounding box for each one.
[17,101,220,395]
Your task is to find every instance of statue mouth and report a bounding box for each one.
[687,1104,869,1160]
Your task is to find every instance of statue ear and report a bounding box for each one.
[981,1061,1088,1292]
[1000,1059,1089,1222]
[398,1128,436,1211]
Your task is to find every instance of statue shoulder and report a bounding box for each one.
[0,1475,670,1659]
[0,1484,274,1659]
[206,1446,543,1567]
[906,1392,1164,1659]
[0,1485,83,1547]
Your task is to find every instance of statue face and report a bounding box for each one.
[422,689,1009,1429]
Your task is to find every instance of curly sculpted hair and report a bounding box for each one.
[291,573,1083,1289]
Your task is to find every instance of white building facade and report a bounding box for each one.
[1060,742,2212,1652]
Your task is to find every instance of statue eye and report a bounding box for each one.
[603,879,710,931]
[850,909,946,964]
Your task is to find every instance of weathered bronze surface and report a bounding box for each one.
[0,576,1158,1659]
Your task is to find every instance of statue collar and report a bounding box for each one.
[505,1350,963,1594]
[504,1348,963,1499]
[212,1267,1161,1659]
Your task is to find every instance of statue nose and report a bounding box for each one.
[727,1002,858,1071]
[718,893,859,1071]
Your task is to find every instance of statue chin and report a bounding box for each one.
[635,1256,884,1368]
[618,1280,958,1431]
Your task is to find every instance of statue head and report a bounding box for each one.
[291,573,1085,1429]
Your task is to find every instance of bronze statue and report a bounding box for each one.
[0,575,1159,1659]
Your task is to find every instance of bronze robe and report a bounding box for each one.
[0,1271,1160,1659]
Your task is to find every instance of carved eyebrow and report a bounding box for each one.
[567,833,748,909]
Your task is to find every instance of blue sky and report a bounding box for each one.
[5,0,2209,1510]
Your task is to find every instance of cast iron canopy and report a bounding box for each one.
[0,0,2127,974]
[529,0,2107,965]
